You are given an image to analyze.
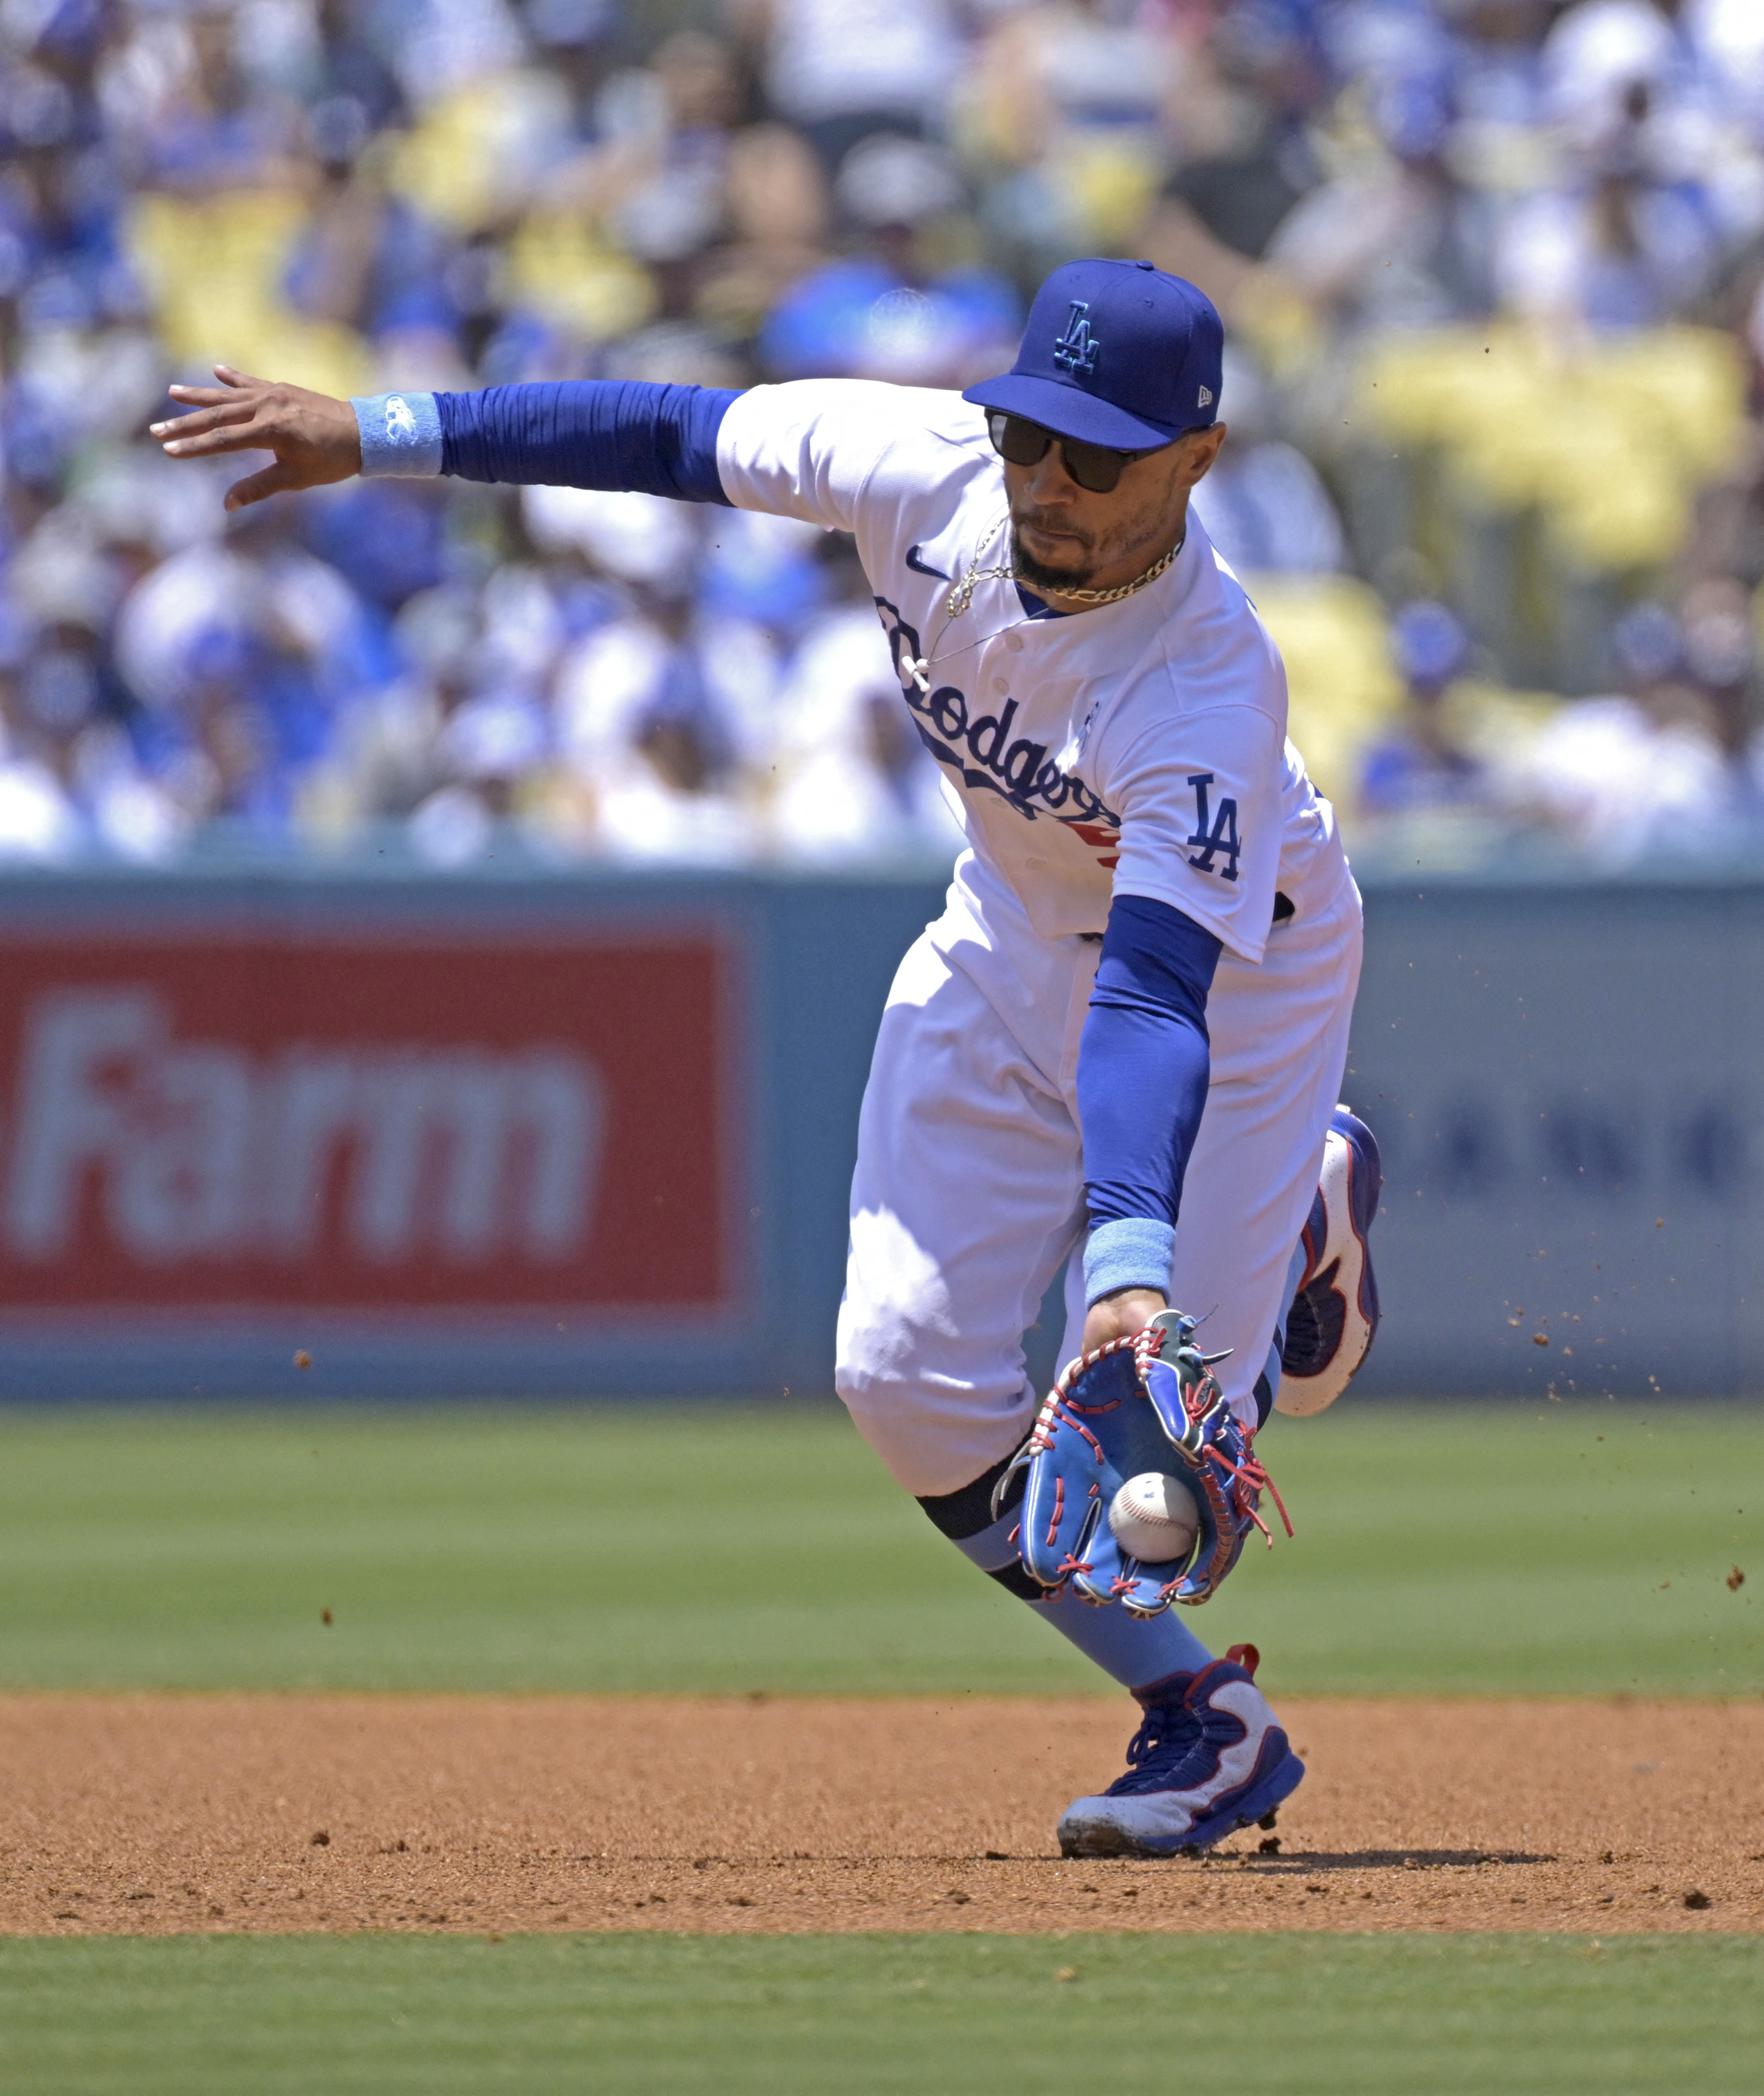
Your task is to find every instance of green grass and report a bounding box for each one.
[0,1403,1756,1695]
[0,1933,1759,2096]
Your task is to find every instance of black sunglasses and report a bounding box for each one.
[987,411,1167,494]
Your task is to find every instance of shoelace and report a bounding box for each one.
[1123,1705,1189,1770]
[1103,1698,1202,1796]
[1108,1643,1268,1796]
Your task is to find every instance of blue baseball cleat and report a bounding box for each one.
[1277,1103,1382,1417]
[1057,1646,1305,1858]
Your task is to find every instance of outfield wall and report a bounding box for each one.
[0,861,1753,1400]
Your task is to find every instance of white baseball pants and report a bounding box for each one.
[834,876,1363,1497]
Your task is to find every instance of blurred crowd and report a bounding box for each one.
[5,0,1764,872]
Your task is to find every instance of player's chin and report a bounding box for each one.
[1012,532,1093,591]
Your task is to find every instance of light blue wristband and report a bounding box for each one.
[352,391,443,477]
[1083,1218,1175,1308]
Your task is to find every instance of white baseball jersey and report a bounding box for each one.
[716,379,1362,1494]
[717,381,1355,989]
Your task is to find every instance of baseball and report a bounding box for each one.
[1108,1472,1200,1564]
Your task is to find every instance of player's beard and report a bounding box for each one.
[1009,527,1097,594]
[1008,488,1178,597]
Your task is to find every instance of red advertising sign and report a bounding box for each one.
[0,925,739,1319]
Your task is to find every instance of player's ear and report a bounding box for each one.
[1179,423,1227,487]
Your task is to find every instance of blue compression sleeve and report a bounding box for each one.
[1078,894,1221,1305]
[430,381,740,502]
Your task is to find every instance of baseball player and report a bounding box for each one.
[152,258,1382,1858]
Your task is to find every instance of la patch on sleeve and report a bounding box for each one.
[1185,772,1242,882]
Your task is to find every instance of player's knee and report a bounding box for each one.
[832,1351,875,1414]
[834,1299,967,1416]
[834,1259,945,1414]
[832,1318,903,1416]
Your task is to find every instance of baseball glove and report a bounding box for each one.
[997,1310,1291,1614]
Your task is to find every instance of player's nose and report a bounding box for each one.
[1022,450,1079,504]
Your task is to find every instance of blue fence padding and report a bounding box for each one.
[1345,871,1764,1400]
[0,860,1758,1400]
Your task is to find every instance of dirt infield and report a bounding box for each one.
[0,1694,1759,1936]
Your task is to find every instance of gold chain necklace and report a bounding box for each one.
[903,513,1182,695]
[944,513,1182,617]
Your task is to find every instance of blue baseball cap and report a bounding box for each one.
[962,258,1224,451]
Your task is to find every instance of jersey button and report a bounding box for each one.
[1005,632,1024,651]
[991,676,1009,694]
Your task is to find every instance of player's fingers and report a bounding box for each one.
[223,459,305,511]
[151,401,261,443]
[164,385,251,409]
[160,421,278,459]
[164,366,272,411]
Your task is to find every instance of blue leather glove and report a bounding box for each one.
[1000,1310,1291,1613]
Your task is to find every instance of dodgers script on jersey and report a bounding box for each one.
[716,381,1355,982]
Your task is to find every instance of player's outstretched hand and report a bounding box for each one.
[150,365,362,511]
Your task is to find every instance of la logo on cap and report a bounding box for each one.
[1052,300,1100,375]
